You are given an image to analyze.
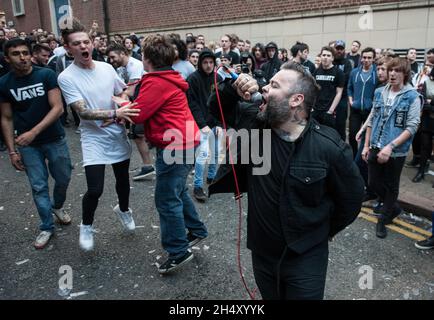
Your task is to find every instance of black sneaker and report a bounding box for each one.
[158,251,194,274]
[133,165,155,181]
[193,187,207,202]
[424,161,430,173]
[187,232,206,248]
[376,219,387,239]
[206,177,214,185]
[415,236,434,250]
[373,203,383,214]
[412,171,425,183]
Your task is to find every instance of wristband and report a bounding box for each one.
[9,151,18,156]
[112,109,117,120]
[390,142,397,150]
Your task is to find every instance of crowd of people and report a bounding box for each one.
[1,20,434,300]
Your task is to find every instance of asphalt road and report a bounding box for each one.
[0,126,433,300]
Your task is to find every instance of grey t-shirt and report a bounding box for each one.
[117,56,144,83]
[172,60,195,80]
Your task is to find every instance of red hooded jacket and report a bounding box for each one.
[132,70,199,150]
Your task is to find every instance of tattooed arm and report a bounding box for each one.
[70,100,114,120]
[69,99,139,122]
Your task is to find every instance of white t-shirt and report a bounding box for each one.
[117,56,144,83]
[53,46,67,57]
[172,60,195,80]
[383,90,399,118]
[58,61,131,166]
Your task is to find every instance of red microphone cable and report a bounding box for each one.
[213,67,257,300]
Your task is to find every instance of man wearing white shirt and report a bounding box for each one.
[58,20,140,251]
[106,43,155,181]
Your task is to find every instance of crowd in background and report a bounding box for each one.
[1,23,433,252]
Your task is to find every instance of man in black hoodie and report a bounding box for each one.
[261,42,282,84]
[187,50,221,202]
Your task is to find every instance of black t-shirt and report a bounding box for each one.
[334,58,352,98]
[346,53,360,68]
[0,66,64,146]
[302,59,316,75]
[246,130,293,257]
[215,50,240,65]
[313,65,345,111]
[410,61,419,75]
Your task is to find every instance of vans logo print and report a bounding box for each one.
[10,83,45,101]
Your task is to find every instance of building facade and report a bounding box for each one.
[1,0,433,55]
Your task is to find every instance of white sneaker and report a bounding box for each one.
[79,224,95,251]
[113,204,135,231]
[52,207,72,225]
[34,231,53,249]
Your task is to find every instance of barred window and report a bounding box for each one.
[12,0,25,16]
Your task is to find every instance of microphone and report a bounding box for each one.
[220,65,263,104]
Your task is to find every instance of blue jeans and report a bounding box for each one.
[19,137,72,232]
[432,212,434,235]
[431,212,434,235]
[194,128,219,188]
[155,148,208,259]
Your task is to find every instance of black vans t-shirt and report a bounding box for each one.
[0,66,64,146]
[313,65,345,111]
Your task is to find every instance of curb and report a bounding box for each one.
[398,193,434,221]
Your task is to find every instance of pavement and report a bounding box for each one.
[398,157,434,220]
[0,125,433,301]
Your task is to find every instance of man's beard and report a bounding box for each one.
[256,96,291,128]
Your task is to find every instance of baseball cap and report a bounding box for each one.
[265,41,278,50]
[335,40,345,48]
[220,53,232,61]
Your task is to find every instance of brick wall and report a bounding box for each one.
[69,0,105,33]
[102,0,402,32]
[0,0,47,32]
[0,0,413,34]
[38,0,53,32]
[67,0,406,34]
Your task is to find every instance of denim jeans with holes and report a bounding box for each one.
[194,128,219,188]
